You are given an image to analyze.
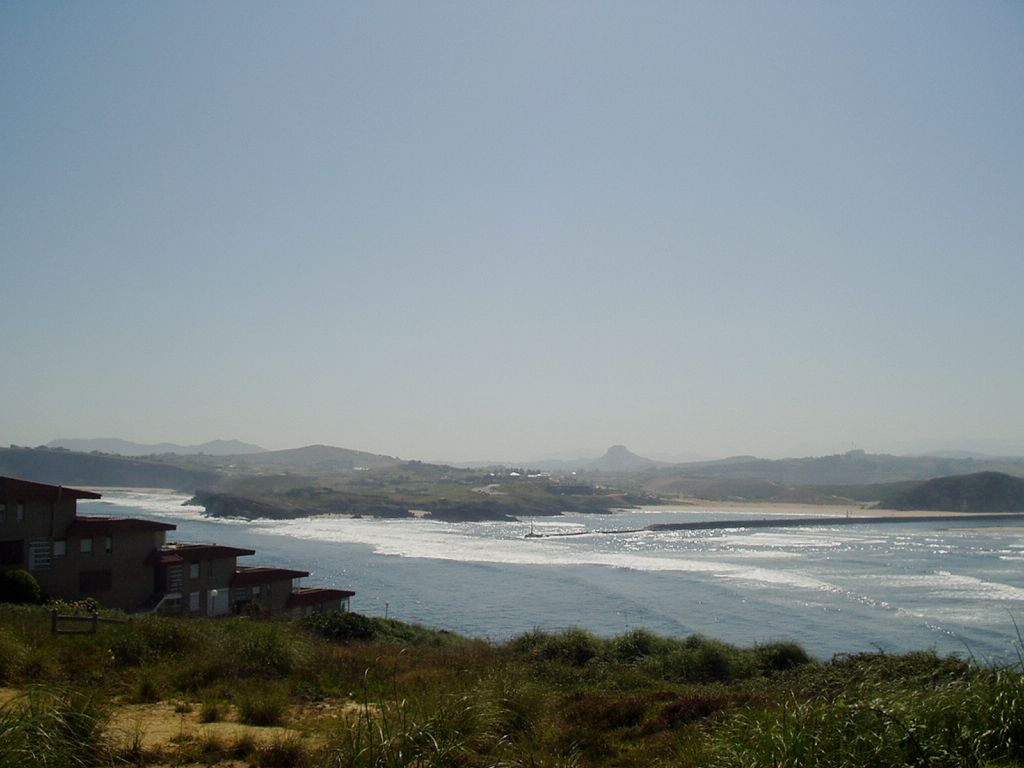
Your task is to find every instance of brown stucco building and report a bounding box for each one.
[0,476,175,610]
[0,476,354,615]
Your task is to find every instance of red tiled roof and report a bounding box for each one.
[67,516,176,535]
[231,566,310,588]
[0,476,102,502]
[160,543,256,561]
[287,587,356,608]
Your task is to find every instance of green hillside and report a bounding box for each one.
[880,471,1024,512]
[0,446,219,491]
[1,604,1022,767]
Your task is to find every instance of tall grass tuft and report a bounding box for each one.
[0,687,109,768]
[712,653,1024,768]
[237,682,291,727]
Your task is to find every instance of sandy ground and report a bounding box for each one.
[106,700,305,750]
[648,499,1024,519]
[0,687,358,762]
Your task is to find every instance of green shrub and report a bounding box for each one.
[303,611,379,642]
[45,597,101,614]
[302,611,462,647]
[237,684,289,726]
[609,628,669,663]
[254,734,308,768]
[511,628,603,666]
[0,569,41,605]
[130,676,160,704]
[755,640,812,673]
[199,698,225,723]
[712,655,1024,768]
[233,623,299,678]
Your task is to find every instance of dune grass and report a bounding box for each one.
[1,604,1022,767]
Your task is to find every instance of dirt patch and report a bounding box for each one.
[107,700,303,750]
[0,687,22,707]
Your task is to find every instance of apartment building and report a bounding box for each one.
[1,476,354,615]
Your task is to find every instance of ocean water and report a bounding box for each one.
[79,492,1024,661]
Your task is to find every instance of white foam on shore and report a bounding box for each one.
[878,571,1024,602]
[79,492,249,524]
[244,515,838,592]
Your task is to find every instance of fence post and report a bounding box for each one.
[91,612,98,634]
[51,609,58,635]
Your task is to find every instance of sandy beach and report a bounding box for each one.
[649,499,1024,520]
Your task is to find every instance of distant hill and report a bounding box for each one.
[642,475,854,505]
[0,446,219,491]
[530,445,667,472]
[192,444,403,473]
[880,472,1024,512]
[652,450,1024,486]
[588,445,659,472]
[46,438,267,456]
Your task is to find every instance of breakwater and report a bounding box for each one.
[526,512,1024,538]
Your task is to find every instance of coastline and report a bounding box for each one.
[645,499,1024,519]
[82,486,181,495]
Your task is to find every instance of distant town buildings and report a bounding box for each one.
[0,476,353,615]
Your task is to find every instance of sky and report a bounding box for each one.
[2,2,1023,462]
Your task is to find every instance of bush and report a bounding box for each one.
[0,569,41,605]
[609,628,668,663]
[236,684,289,726]
[510,628,603,666]
[199,698,226,723]
[130,677,160,704]
[756,640,812,673]
[232,623,300,678]
[303,611,379,642]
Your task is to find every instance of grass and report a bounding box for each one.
[237,683,290,726]
[1,603,1023,767]
[0,686,108,768]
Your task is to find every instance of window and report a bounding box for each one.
[104,537,112,554]
[0,503,5,523]
[168,565,184,591]
[189,562,199,579]
[80,538,93,555]
[16,504,24,522]
[79,569,112,593]
[53,540,66,558]
[252,586,260,598]
[189,591,200,612]
[29,539,51,571]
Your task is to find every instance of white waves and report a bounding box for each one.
[78,491,248,525]
[249,516,838,592]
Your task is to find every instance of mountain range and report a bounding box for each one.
[46,438,267,456]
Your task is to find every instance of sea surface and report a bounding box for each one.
[79,492,1024,662]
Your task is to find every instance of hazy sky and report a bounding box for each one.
[2,2,1022,462]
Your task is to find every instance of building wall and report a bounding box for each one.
[181,555,240,616]
[229,577,295,613]
[1,499,82,600]
[61,530,168,610]
[287,596,349,618]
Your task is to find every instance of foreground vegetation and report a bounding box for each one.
[1,604,1023,767]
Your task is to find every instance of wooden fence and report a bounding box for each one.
[50,609,127,635]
